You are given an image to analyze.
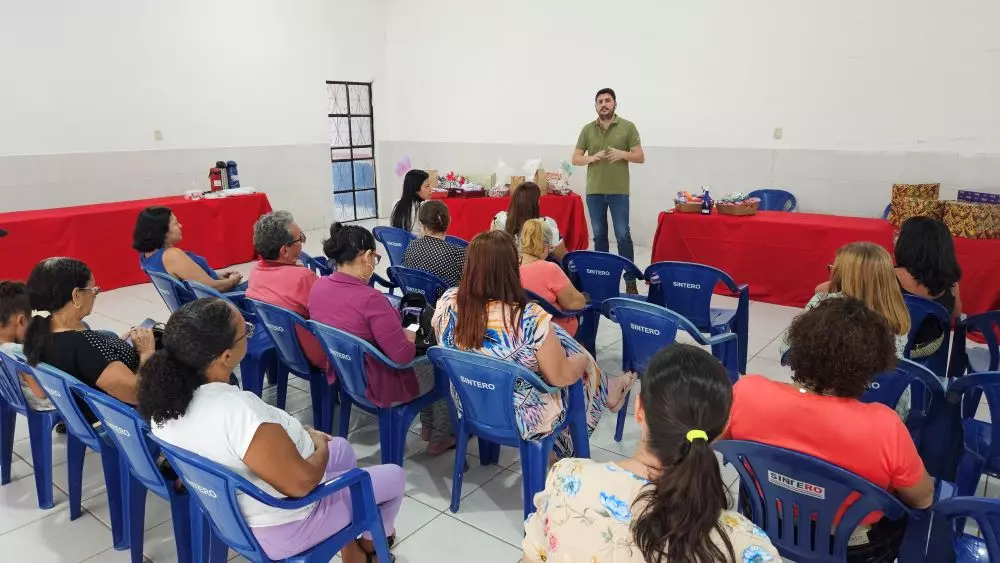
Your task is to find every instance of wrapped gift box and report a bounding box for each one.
[889,197,945,227]
[892,183,941,201]
[958,190,1000,205]
[943,201,1000,239]
[888,183,942,225]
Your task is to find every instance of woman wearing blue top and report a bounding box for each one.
[133,206,245,293]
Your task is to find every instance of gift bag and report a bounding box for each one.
[890,197,945,228]
[943,201,1000,239]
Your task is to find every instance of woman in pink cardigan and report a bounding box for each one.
[308,223,454,455]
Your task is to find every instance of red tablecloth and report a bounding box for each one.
[0,193,273,291]
[651,210,1000,316]
[440,193,590,251]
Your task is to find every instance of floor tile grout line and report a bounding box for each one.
[441,511,524,551]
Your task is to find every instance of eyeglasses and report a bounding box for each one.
[80,286,101,296]
[827,264,834,273]
[286,232,307,246]
[233,321,255,344]
[371,251,382,265]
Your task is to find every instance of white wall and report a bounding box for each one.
[0,0,385,155]
[384,0,1000,153]
[0,0,387,229]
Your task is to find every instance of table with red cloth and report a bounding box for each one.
[0,193,273,291]
[650,210,1000,316]
[439,192,590,251]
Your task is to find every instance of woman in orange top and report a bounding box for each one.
[518,219,586,335]
[725,297,933,562]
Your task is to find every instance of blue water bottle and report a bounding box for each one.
[225,161,240,189]
[700,189,712,215]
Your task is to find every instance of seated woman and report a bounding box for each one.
[726,297,934,561]
[309,223,454,455]
[133,206,244,293]
[0,281,53,411]
[894,216,962,359]
[518,219,586,335]
[523,344,779,563]
[23,258,154,408]
[389,169,433,236]
[246,211,326,370]
[402,200,466,290]
[786,242,910,359]
[432,231,632,459]
[140,298,403,562]
[491,182,568,261]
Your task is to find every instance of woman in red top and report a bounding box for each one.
[725,297,933,562]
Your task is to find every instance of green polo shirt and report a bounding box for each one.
[575,115,641,195]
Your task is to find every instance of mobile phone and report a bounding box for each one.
[406,323,420,333]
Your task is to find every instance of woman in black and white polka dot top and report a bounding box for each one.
[23,258,155,407]
[402,200,466,292]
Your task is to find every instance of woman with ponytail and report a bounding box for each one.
[23,258,152,407]
[522,344,778,563]
[142,298,404,563]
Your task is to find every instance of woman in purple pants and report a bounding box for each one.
[139,298,403,563]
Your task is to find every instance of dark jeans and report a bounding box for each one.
[585,194,635,281]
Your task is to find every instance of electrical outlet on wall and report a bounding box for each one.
[773,127,783,140]
[153,129,163,141]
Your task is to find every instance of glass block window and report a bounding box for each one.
[327,82,376,221]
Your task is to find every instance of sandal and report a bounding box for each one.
[359,538,395,563]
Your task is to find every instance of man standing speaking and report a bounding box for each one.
[572,88,645,294]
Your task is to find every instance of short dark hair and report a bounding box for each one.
[132,206,172,252]
[595,88,616,102]
[0,281,30,326]
[417,200,450,233]
[787,297,897,398]
[894,216,962,296]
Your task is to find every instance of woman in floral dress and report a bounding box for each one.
[523,344,781,563]
[431,230,632,459]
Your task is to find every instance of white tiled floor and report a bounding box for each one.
[0,219,990,562]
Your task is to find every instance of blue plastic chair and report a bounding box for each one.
[307,321,447,466]
[188,282,281,395]
[904,294,953,381]
[928,496,1000,563]
[298,251,333,277]
[524,289,588,339]
[150,435,392,563]
[27,361,130,550]
[372,226,415,267]
[748,189,797,211]
[387,266,449,306]
[883,204,893,220]
[860,359,946,449]
[604,298,738,442]
[247,300,331,431]
[145,269,194,313]
[964,311,1000,374]
[644,261,750,375]
[426,346,591,521]
[946,372,1000,497]
[715,440,932,563]
[0,349,61,509]
[563,251,645,357]
[445,235,468,248]
[76,386,204,563]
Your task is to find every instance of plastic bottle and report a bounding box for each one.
[701,188,712,215]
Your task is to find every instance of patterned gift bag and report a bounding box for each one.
[943,201,1000,239]
[889,197,945,228]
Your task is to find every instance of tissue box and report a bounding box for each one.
[889,197,945,227]
[943,201,1000,239]
[958,190,1000,205]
